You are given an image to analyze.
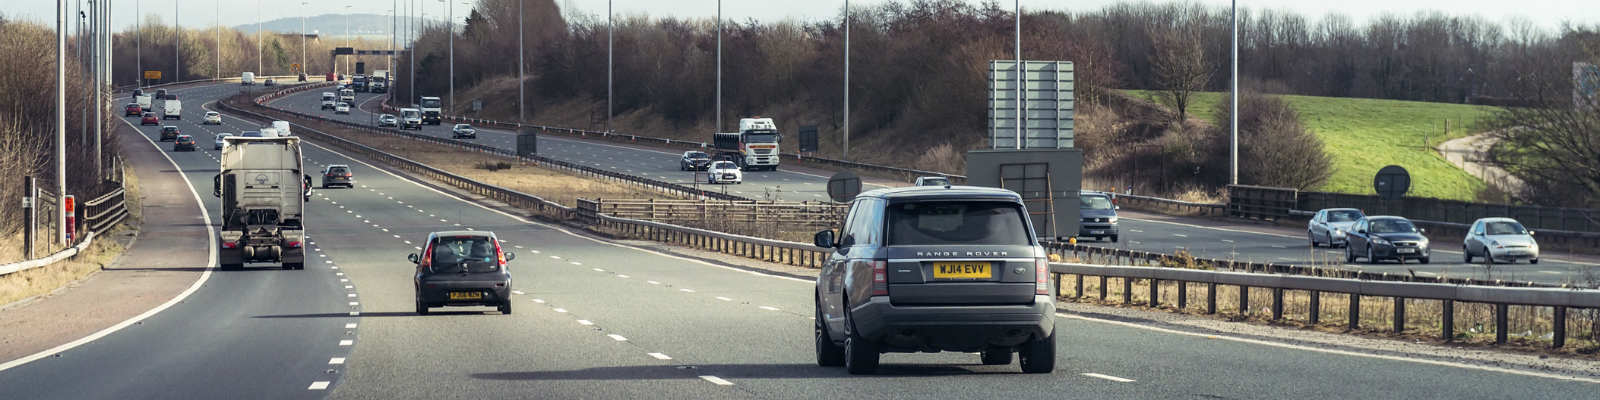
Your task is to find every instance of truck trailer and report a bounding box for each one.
[212,137,311,270]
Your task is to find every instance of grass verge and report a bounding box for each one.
[1124,90,1498,201]
[0,164,140,308]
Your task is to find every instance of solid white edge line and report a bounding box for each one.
[0,112,220,373]
[698,375,734,386]
[1061,313,1600,384]
[1082,373,1135,383]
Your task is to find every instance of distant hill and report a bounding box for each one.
[234,14,437,37]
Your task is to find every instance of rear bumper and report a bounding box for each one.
[851,296,1055,352]
[1078,223,1118,237]
[1372,244,1430,260]
[417,281,512,307]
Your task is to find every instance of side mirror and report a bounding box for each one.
[813,230,835,249]
[1419,228,1427,234]
[408,253,419,263]
[504,251,516,261]
[1358,229,1367,235]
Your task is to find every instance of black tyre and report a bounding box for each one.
[980,349,1013,365]
[815,301,844,367]
[1111,235,1119,243]
[1345,246,1354,263]
[1366,245,1375,264]
[1463,246,1472,263]
[843,307,879,375]
[1419,257,1430,264]
[416,297,429,315]
[499,300,513,315]
[1309,231,1319,248]
[1531,258,1539,264]
[1018,332,1056,374]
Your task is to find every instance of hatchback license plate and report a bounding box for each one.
[1397,248,1416,254]
[448,291,483,300]
[932,262,990,279]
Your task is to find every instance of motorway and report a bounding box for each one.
[0,81,1593,398]
[269,89,1600,286]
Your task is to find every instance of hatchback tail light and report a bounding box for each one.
[1035,258,1051,295]
[418,244,434,271]
[493,240,508,269]
[343,173,352,177]
[870,260,888,296]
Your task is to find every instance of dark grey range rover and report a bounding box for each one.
[813,186,1056,374]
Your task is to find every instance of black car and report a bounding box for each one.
[680,151,712,171]
[321,164,354,188]
[813,186,1055,374]
[159,126,180,141]
[1345,216,1431,264]
[172,134,196,151]
[411,231,517,315]
[1078,191,1119,242]
[155,89,167,99]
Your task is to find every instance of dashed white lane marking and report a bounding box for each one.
[571,261,584,266]
[577,320,594,326]
[1272,245,1288,249]
[1173,234,1189,238]
[347,293,357,298]
[348,302,360,306]
[339,340,354,346]
[607,334,628,342]
[345,285,353,289]
[530,250,541,254]
[329,357,346,365]
[340,278,349,283]
[1276,257,1294,261]
[1082,373,1136,383]
[617,274,630,279]
[592,268,605,272]
[533,299,546,303]
[699,376,734,386]
[648,281,661,285]
[331,266,339,269]
[1222,239,1236,243]
[679,288,696,293]
[759,306,781,311]
[349,311,360,316]
[512,290,526,295]
[553,308,568,313]
[513,245,524,249]
[648,353,672,360]
[392,234,401,238]
[716,296,732,301]
[345,323,357,329]
[549,255,562,259]
[308,381,331,390]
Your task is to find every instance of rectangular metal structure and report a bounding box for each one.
[517,128,539,157]
[988,60,1075,149]
[965,149,1083,240]
[797,125,818,153]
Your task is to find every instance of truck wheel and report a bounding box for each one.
[980,348,1013,365]
[843,306,879,374]
[1111,235,1120,243]
[1018,332,1056,373]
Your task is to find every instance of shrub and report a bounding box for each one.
[1213,92,1334,190]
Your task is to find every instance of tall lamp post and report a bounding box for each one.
[55,0,66,244]
[519,0,526,122]
[606,0,611,131]
[1229,0,1240,185]
[301,2,308,76]
[174,0,180,82]
[715,0,721,132]
[842,0,849,158]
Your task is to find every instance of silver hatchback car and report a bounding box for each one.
[1463,218,1539,264]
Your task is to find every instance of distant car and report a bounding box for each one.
[707,161,743,184]
[1464,217,1539,264]
[451,124,477,139]
[1308,208,1365,248]
[680,151,712,171]
[203,111,222,125]
[155,89,167,99]
[263,78,276,87]
[321,164,354,188]
[140,112,159,125]
[131,89,143,98]
[411,231,516,315]
[321,93,337,110]
[124,103,142,116]
[812,186,1055,374]
[913,176,952,187]
[1345,216,1430,264]
[1078,191,1119,242]
[214,133,231,150]
[335,103,351,114]
[172,134,196,151]
[377,114,398,127]
[159,126,180,141]
[271,120,293,137]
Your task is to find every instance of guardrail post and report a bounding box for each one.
[1553,306,1567,348]
[1177,281,1188,309]
[1494,303,1509,344]
[1348,294,1361,330]
[1149,279,1159,307]
[1122,278,1133,304]
[1075,274,1084,298]
[1206,283,1218,314]
[1309,291,1321,325]
[1392,297,1406,333]
[1441,300,1454,341]
[1238,286,1250,316]
[1099,276,1108,300]
[1271,288,1284,321]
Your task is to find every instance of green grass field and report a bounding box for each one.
[1125,90,1500,201]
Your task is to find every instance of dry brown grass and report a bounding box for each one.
[355,134,677,207]
[1058,273,1600,356]
[0,163,139,307]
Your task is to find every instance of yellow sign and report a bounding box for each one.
[143,70,162,80]
[291,63,302,73]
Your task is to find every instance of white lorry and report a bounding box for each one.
[162,98,183,120]
[711,117,782,171]
[212,136,310,270]
[241,72,256,86]
[418,96,443,125]
[339,88,356,105]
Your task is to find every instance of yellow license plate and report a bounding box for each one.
[932,262,990,279]
[448,292,483,300]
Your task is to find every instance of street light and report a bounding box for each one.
[715,0,721,132]
[843,0,849,158]
[216,0,221,80]
[606,0,611,131]
[175,0,180,82]
[54,0,66,244]
[302,1,308,77]
[345,5,353,75]
[520,0,526,122]
[441,0,451,112]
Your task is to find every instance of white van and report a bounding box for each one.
[258,127,280,137]
[271,121,292,136]
[241,72,256,86]
[161,99,182,120]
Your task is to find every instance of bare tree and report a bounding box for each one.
[1152,26,1211,122]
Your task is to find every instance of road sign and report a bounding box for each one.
[827,171,861,203]
[1374,165,1411,200]
[987,60,1075,149]
[143,70,162,80]
[291,63,302,73]
[798,125,818,153]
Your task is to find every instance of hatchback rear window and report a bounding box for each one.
[428,236,500,273]
[328,167,349,175]
[886,202,1031,246]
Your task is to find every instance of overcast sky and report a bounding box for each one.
[2,0,1592,33]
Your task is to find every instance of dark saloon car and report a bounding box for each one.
[813,186,1055,374]
[159,126,181,141]
[1345,216,1430,264]
[125,103,143,116]
[172,135,196,151]
[680,151,712,171]
[411,231,517,315]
